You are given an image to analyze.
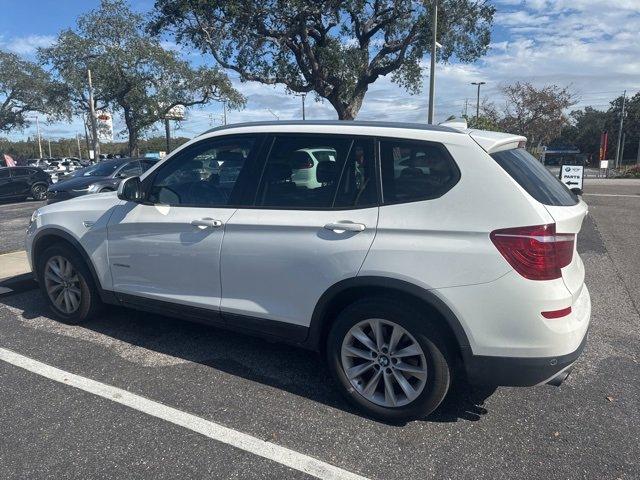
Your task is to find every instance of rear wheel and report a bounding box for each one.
[36,244,101,324]
[327,298,452,422]
[30,183,47,200]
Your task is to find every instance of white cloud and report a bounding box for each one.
[0,34,55,55]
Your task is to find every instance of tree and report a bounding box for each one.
[150,0,495,120]
[41,0,244,155]
[0,50,69,132]
[497,82,576,148]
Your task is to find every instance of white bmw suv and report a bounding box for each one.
[26,121,590,422]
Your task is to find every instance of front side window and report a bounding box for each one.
[256,135,376,209]
[147,136,256,207]
[380,139,459,204]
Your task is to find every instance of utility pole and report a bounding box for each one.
[35,115,43,158]
[427,2,438,124]
[301,93,306,120]
[164,117,171,153]
[223,100,227,125]
[615,90,626,169]
[471,82,486,123]
[87,68,100,159]
[463,98,469,118]
[47,139,52,158]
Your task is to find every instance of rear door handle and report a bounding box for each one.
[191,218,223,228]
[324,222,366,233]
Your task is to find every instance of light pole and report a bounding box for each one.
[471,81,486,123]
[34,115,43,159]
[87,68,100,159]
[615,90,626,169]
[428,2,438,124]
[298,93,307,120]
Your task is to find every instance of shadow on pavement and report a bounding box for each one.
[1,288,495,426]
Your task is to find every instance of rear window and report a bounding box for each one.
[491,148,578,206]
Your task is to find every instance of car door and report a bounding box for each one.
[0,168,12,197]
[220,134,379,335]
[9,168,31,196]
[107,134,263,312]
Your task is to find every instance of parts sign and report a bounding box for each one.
[560,165,584,191]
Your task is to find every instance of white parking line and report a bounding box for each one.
[0,347,370,480]
[582,193,640,198]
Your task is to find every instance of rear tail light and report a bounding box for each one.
[490,224,574,280]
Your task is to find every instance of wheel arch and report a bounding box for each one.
[303,276,470,359]
[32,228,103,295]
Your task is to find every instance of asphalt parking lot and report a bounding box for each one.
[0,199,46,254]
[0,182,639,479]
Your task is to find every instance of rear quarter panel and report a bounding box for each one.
[361,135,555,289]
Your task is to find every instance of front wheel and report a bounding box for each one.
[36,244,102,324]
[327,298,452,423]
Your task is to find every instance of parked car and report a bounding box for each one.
[0,166,51,201]
[46,158,157,204]
[26,121,590,422]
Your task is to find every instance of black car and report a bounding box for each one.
[0,167,51,201]
[47,158,158,204]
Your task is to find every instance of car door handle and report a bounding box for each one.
[324,222,366,233]
[191,218,223,228]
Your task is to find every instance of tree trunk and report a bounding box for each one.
[122,105,139,157]
[329,91,365,120]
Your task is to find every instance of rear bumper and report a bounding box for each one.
[462,330,588,386]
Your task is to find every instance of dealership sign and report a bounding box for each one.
[96,110,113,142]
[560,165,584,191]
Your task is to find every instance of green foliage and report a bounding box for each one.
[0,135,191,160]
[150,0,495,119]
[0,50,70,132]
[40,0,244,155]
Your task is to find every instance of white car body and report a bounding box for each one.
[26,121,590,389]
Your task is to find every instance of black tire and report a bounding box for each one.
[36,244,102,324]
[327,297,452,423]
[30,183,48,201]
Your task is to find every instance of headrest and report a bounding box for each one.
[218,151,244,163]
[265,163,292,182]
[316,161,337,183]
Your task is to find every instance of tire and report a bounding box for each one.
[36,244,102,324]
[327,297,452,423]
[30,183,47,201]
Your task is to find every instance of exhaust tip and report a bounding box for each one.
[547,368,572,387]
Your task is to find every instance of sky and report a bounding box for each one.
[1,0,639,143]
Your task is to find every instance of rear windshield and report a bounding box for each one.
[491,148,578,206]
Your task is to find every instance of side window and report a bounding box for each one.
[334,139,377,208]
[0,169,9,179]
[117,162,142,178]
[380,139,459,204]
[147,136,257,207]
[140,160,156,172]
[256,135,375,209]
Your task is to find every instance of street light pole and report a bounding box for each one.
[164,117,171,153]
[615,90,626,169]
[301,93,306,120]
[87,68,100,159]
[471,81,486,123]
[34,115,43,158]
[427,2,438,124]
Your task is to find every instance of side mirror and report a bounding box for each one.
[117,176,144,202]
[570,187,583,196]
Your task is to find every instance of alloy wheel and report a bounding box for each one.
[341,318,428,408]
[44,256,82,314]
[32,184,46,200]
